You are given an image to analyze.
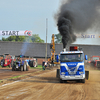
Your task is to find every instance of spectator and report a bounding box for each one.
[42,60,45,70]
[44,61,48,68]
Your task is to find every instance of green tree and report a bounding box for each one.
[31,34,44,43]
[1,34,44,43]
[2,36,25,42]
[55,33,62,43]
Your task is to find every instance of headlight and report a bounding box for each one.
[61,72,65,74]
[79,72,83,74]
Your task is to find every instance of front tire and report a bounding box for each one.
[81,78,85,83]
[12,65,16,71]
[56,69,60,78]
[60,79,63,83]
[12,66,14,71]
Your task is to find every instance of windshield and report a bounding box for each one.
[60,53,83,62]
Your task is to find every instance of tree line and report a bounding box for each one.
[1,33,62,43]
[1,34,44,43]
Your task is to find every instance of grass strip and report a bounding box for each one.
[9,75,24,79]
[0,69,43,83]
[30,65,42,69]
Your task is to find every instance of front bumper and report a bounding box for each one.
[60,74,85,80]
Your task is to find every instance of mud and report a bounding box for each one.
[0,67,100,100]
[0,67,41,80]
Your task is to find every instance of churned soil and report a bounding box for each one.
[0,66,100,100]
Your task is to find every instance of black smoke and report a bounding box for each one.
[55,0,100,48]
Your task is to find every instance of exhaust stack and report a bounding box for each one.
[63,48,66,52]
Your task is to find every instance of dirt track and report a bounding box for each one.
[0,68,100,100]
[0,68,40,80]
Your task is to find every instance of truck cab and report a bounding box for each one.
[56,46,89,83]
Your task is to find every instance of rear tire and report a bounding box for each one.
[63,80,67,83]
[29,61,33,67]
[23,62,27,71]
[21,66,23,71]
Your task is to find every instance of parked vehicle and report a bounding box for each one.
[1,54,13,68]
[12,56,28,71]
[89,56,100,68]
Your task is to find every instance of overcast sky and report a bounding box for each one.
[0,0,100,45]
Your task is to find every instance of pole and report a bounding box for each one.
[45,18,48,60]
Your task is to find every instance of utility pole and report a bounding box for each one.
[45,18,48,60]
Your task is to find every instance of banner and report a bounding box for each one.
[76,34,100,38]
[0,30,32,36]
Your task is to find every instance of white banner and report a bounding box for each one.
[76,34,100,38]
[0,30,32,36]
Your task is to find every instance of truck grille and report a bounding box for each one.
[68,67,76,71]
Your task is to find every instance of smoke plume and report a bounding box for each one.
[20,36,31,55]
[55,0,100,48]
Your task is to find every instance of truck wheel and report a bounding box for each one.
[63,80,67,83]
[60,79,63,83]
[56,69,60,78]
[21,66,23,71]
[81,78,85,83]
[85,71,89,80]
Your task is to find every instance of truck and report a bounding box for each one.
[56,46,89,83]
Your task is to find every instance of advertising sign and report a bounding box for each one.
[0,30,32,36]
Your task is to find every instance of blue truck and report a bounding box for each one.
[56,46,89,83]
